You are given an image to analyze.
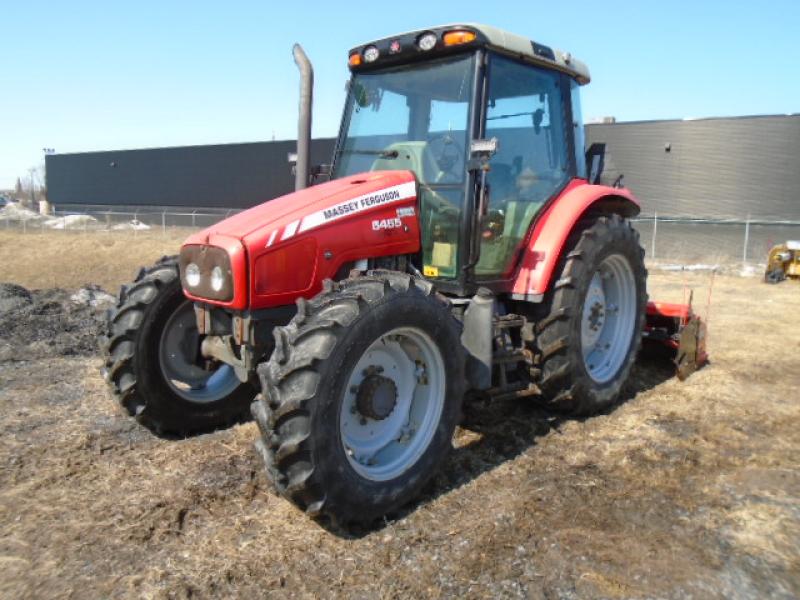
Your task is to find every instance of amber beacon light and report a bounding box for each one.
[442,30,477,46]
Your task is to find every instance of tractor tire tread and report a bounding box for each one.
[253,271,461,525]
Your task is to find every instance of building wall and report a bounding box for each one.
[46,140,336,210]
[47,115,800,219]
[585,115,800,219]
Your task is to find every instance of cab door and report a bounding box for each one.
[476,54,571,279]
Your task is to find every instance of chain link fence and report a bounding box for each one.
[632,215,800,271]
[2,202,798,271]
[0,203,240,235]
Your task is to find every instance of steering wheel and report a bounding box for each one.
[427,134,463,183]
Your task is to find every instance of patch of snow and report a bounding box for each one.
[111,219,151,231]
[739,265,760,277]
[44,214,98,229]
[70,286,116,309]
[0,202,44,222]
[657,264,720,272]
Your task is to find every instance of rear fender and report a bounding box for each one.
[511,180,640,301]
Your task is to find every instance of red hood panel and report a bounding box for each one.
[186,171,417,244]
[182,170,421,310]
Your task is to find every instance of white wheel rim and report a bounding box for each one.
[339,327,445,482]
[581,253,637,384]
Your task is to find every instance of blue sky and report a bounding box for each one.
[1,0,798,189]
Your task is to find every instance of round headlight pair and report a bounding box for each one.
[185,262,225,292]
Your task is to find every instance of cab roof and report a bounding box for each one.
[349,23,591,85]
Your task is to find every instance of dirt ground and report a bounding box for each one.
[1,231,798,599]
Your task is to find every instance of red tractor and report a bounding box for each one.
[102,24,705,525]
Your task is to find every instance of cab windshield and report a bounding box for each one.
[333,54,476,279]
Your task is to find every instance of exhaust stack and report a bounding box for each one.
[292,44,313,191]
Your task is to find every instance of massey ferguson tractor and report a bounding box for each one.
[102,24,706,525]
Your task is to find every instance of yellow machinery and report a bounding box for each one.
[765,241,800,283]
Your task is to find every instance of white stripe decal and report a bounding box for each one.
[281,219,300,241]
[266,230,278,247]
[298,181,416,234]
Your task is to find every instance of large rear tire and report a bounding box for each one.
[101,257,255,436]
[251,272,464,525]
[535,214,647,415]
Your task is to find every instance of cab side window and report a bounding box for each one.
[477,55,570,277]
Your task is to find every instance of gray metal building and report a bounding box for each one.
[46,114,800,220]
[586,114,800,219]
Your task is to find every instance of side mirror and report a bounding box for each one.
[310,164,332,184]
[585,143,605,184]
[533,108,544,134]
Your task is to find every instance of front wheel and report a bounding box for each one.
[251,272,464,525]
[101,257,256,435]
[534,214,647,415]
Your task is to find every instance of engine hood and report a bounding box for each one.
[181,170,421,310]
[184,170,417,247]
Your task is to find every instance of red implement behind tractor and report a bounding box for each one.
[102,24,706,525]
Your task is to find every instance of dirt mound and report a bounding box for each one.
[0,283,114,362]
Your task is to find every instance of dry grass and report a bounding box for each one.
[0,229,190,290]
[1,229,799,598]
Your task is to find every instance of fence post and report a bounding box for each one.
[192,210,197,228]
[651,212,657,260]
[162,211,166,235]
[742,214,751,268]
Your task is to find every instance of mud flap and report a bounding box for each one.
[643,301,708,380]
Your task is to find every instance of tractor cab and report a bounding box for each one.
[333,24,589,292]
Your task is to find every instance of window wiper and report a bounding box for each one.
[337,149,399,159]
[487,111,535,121]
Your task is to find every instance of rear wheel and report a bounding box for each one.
[252,272,464,525]
[101,257,255,435]
[535,214,647,415]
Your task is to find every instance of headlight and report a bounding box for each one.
[185,263,201,287]
[179,245,234,302]
[210,266,225,292]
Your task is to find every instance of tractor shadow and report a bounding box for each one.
[331,353,676,538]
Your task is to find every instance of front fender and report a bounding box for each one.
[511,180,640,301]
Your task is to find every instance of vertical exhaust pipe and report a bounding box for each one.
[292,44,313,191]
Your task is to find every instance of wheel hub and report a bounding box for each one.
[158,300,241,404]
[356,372,398,421]
[340,327,446,482]
[588,301,605,331]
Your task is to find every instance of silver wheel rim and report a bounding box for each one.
[158,300,241,404]
[581,253,637,384]
[339,326,445,482]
